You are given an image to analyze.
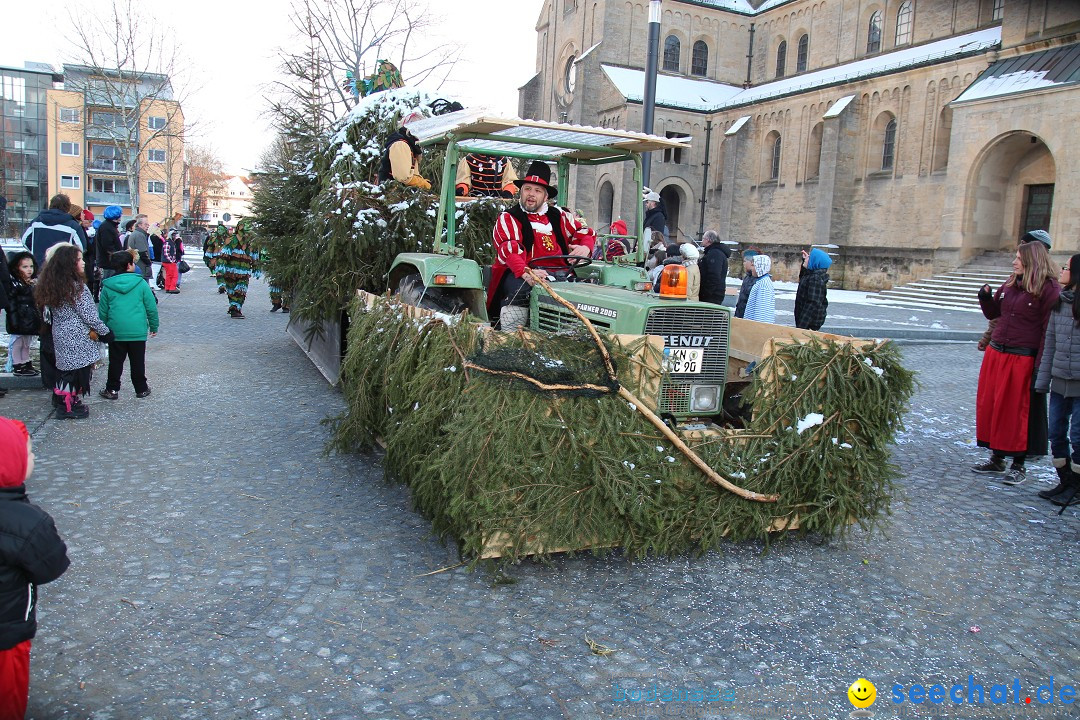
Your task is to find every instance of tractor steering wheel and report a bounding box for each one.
[528,255,592,283]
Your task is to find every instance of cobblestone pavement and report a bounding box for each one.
[2,264,1076,720]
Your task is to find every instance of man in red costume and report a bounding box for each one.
[487,161,596,330]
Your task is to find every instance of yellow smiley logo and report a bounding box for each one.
[848,678,877,709]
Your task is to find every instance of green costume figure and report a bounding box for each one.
[205,224,228,293]
[217,219,260,318]
[268,282,290,313]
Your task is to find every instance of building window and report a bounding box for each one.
[0,75,26,105]
[770,134,782,180]
[564,55,577,95]
[59,107,80,123]
[663,36,681,72]
[882,118,897,170]
[148,149,166,163]
[61,175,81,189]
[147,181,166,194]
[775,41,787,78]
[895,2,913,46]
[691,41,708,77]
[806,123,823,179]
[60,141,80,156]
[867,12,883,53]
[664,132,690,164]
[148,116,167,130]
[796,34,809,73]
[598,181,614,227]
[992,0,1003,21]
[92,178,128,193]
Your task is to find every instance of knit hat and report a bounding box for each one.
[680,243,700,261]
[806,248,833,270]
[0,417,30,488]
[82,210,95,222]
[104,205,123,220]
[610,219,628,236]
[1021,230,1052,249]
[753,254,772,277]
[742,248,760,261]
[644,191,661,203]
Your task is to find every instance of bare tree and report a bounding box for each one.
[273,0,461,123]
[185,143,227,226]
[64,0,195,216]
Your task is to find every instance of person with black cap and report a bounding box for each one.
[487,160,596,330]
[378,109,431,191]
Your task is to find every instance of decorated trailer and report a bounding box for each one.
[274,99,914,562]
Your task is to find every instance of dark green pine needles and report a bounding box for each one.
[330,297,916,565]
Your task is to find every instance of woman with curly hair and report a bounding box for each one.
[34,245,112,419]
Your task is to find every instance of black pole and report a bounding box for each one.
[642,0,661,188]
[698,120,712,241]
[745,23,755,88]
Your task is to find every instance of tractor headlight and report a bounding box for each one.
[691,385,719,412]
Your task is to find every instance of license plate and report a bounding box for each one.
[663,347,703,374]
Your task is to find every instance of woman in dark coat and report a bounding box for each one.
[973,241,1060,485]
[794,248,832,331]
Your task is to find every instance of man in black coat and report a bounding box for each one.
[643,191,667,242]
[96,206,124,280]
[0,417,70,718]
[19,194,85,266]
[698,230,730,306]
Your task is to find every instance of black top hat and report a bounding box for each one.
[513,160,558,199]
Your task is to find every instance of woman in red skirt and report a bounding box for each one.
[974,240,1060,485]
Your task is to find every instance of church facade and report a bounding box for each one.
[518,0,1080,289]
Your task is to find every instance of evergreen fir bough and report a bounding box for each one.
[330,296,915,564]
[251,89,507,332]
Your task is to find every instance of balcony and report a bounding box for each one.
[86,158,130,175]
[84,125,135,141]
[84,192,132,207]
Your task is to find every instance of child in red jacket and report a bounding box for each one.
[0,417,70,719]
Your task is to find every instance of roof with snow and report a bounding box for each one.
[601,26,1001,113]
[952,42,1080,104]
[408,107,690,161]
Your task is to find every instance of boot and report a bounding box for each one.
[1039,461,1073,499]
[271,302,281,312]
[1049,466,1079,507]
[218,286,227,294]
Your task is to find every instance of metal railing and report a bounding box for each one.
[84,192,132,206]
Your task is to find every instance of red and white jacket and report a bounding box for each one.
[487,203,596,307]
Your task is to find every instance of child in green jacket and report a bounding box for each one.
[97,251,159,399]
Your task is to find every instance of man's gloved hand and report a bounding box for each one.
[499,190,514,198]
[455,186,466,197]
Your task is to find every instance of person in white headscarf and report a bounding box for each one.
[680,243,701,302]
[743,254,775,323]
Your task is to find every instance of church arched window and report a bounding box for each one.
[867,12,883,53]
[895,2,913,46]
[691,41,708,77]
[775,40,787,78]
[663,36,681,72]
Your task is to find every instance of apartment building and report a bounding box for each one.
[203,174,254,227]
[0,62,59,236]
[46,64,184,226]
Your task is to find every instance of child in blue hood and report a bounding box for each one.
[794,248,832,331]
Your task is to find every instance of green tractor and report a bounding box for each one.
[386,110,732,421]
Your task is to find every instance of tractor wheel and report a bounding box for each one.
[395,273,466,315]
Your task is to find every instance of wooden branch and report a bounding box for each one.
[530,276,777,504]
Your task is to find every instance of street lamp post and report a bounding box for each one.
[642,0,661,188]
